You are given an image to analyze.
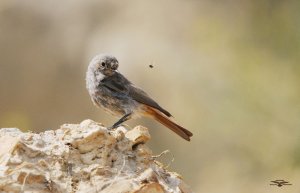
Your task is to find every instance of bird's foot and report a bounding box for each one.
[107,125,118,130]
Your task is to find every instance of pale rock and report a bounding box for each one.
[0,119,193,193]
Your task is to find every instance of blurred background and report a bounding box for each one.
[1,0,300,192]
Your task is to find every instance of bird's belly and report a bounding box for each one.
[92,90,139,117]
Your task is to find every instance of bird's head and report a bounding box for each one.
[88,54,119,77]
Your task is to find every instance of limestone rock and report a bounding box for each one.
[0,120,192,193]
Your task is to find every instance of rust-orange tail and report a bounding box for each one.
[145,107,193,141]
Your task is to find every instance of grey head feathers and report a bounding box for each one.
[86,54,118,95]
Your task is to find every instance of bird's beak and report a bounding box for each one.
[111,62,119,70]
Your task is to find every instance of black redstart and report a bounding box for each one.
[86,54,193,141]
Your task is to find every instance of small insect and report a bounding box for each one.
[149,64,154,68]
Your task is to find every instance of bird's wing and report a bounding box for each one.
[100,73,130,94]
[100,72,172,117]
[128,85,172,117]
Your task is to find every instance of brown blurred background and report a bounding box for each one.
[1,0,300,192]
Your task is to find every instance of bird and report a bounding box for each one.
[86,54,193,141]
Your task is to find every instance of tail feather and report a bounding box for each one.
[145,107,193,141]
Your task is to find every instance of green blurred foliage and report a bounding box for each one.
[0,0,300,192]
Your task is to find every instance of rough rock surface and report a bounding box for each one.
[0,119,192,193]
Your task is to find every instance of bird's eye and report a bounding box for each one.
[101,62,106,67]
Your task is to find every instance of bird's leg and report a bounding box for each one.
[109,113,132,129]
